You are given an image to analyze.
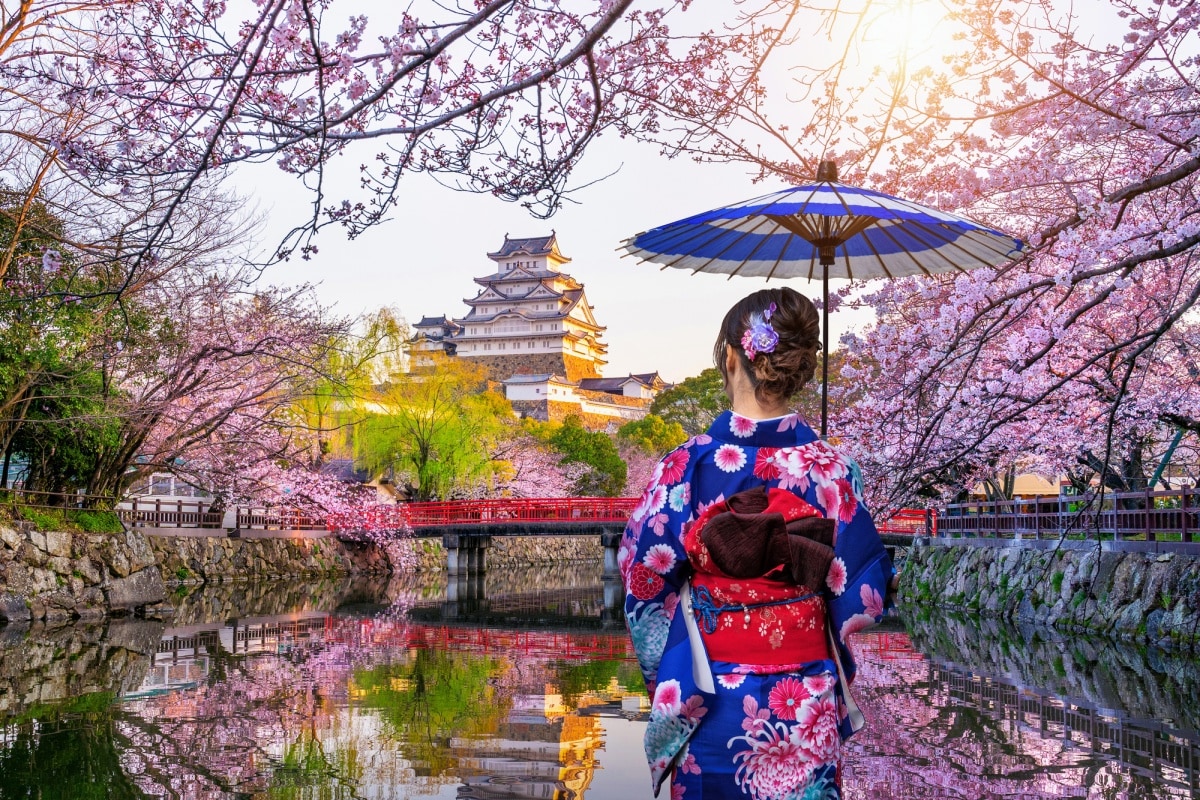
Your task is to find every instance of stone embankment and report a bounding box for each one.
[150,535,391,584]
[0,523,165,623]
[900,542,1200,648]
[1,522,607,623]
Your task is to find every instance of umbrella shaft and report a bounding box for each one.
[821,271,829,439]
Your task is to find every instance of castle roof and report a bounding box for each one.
[464,282,569,305]
[472,266,580,286]
[487,233,569,262]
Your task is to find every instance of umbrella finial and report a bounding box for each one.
[817,160,838,182]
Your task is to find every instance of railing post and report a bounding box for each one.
[1184,488,1192,543]
[1145,487,1154,542]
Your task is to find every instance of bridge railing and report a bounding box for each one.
[236,506,326,531]
[939,487,1199,544]
[118,497,224,528]
[403,497,640,527]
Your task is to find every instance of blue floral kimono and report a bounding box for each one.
[621,411,892,800]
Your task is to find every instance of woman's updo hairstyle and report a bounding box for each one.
[713,287,820,404]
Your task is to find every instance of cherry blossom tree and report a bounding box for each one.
[634,0,1200,509]
[0,0,766,271]
[85,266,350,500]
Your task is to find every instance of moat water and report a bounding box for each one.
[0,564,1196,799]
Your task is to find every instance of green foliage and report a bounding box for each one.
[354,356,513,500]
[175,566,191,581]
[1050,571,1065,594]
[649,368,728,435]
[10,502,122,534]
[0,692,141,800]
[616,414,687,456]
[353,650,508,774]
[547,415,627,496]
[556,659,645,704]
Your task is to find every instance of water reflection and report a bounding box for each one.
[0,572,1197,799]
[846,613,1200,799]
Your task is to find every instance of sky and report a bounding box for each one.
[237,133,873,384]
[218,0,910,385]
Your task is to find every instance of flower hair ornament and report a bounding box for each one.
[740,302,778,361]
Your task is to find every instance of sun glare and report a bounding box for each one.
[859,0,955,75]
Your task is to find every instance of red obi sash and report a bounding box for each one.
[684,489,830,667]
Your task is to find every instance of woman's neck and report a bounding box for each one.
[729,390,790,420]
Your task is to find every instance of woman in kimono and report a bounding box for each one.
[621,287,892,800]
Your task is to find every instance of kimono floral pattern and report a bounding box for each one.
[623,411,892,799]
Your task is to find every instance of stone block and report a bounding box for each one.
[0,525,21,551]
[103,618,166,655]
[123,530,158,574]
[0,593,30,624]
[44,530,72,559]
[105,568,166,611]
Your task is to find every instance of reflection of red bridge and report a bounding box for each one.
[322,617,635,663]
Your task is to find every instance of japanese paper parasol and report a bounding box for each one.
[620,160,1025,437]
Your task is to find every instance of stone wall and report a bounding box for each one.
[510,399,635,430]
[0,617,163,718]
[149,535,391,584]
[900,541,1200,648]
[0,523,165,624]
[463,352,602,383]
[0,523,603,623]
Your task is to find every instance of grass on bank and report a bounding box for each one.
[0,494,124,534]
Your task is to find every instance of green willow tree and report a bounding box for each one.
[649,368,729,436]
[354,355,513,500]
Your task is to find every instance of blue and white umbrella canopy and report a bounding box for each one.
[620,178,1024,280]
[620,164,1024,436]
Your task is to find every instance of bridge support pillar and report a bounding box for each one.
[600,531,623,580]
[443,532,491,576]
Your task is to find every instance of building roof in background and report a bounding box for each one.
[319,458,369,484]
[501,373,573,386]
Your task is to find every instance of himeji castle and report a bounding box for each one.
[413,234,667,427]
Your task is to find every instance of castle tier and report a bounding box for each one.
[453,234,608,383]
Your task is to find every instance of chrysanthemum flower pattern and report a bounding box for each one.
[620,410,891,798]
